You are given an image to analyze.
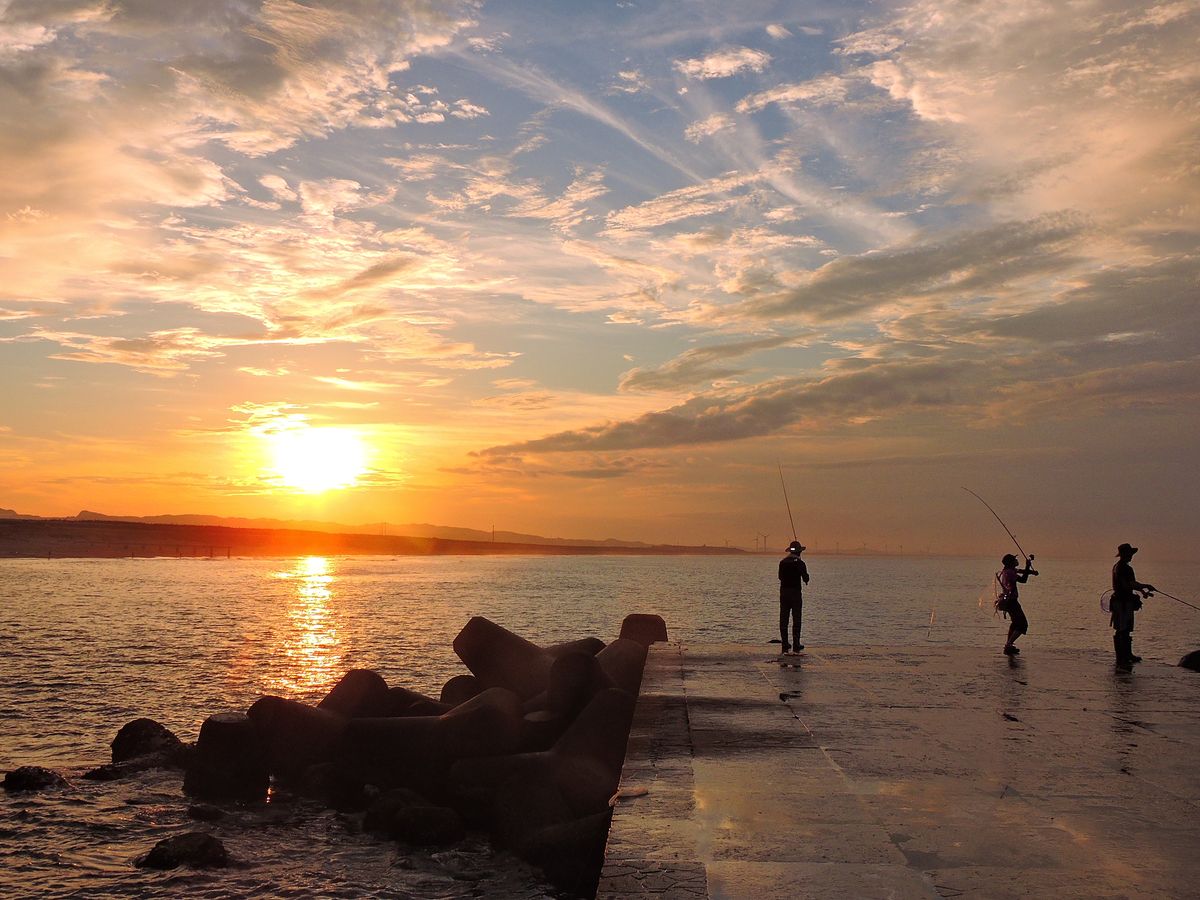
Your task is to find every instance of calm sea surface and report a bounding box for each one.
[2,553,1198,897]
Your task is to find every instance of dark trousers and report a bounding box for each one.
[779,590,803,648]
[1114,630,1134,662]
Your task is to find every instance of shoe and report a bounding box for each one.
[1003,645,1017,655]
[781,646,791,655]
[794,643,804,651]
[1128,654,1142,663]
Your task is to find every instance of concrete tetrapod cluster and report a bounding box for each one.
[181,612,665,894]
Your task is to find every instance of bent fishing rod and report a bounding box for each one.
[962,487,1038,574]
[778,462,798,542]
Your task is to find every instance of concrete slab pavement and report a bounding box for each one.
[598,643,1200,899]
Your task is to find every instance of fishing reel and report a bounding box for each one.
[1023,554,1039,577]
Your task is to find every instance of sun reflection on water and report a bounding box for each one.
[268,556,343,697]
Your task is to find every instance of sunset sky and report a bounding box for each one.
[1,0,1197,556]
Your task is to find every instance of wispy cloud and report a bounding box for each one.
[736,75,849,113]
[604,171,758,234]
[619,334,805,392]
[741,213,1087,322]
[9,327,230,376]
[481,356,991,456]
[674,47,772,80]
[684,113,735,142]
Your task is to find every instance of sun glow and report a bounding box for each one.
[267,426,368,493]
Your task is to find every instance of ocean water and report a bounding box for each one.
[2,553,1198,897]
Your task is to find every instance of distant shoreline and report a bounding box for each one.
[0,518,744,559]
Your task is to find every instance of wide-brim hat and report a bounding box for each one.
[1116,542,1138,556]
[787,541,806,554]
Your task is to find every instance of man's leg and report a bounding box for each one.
[779,598,791,652]
[1118,633,1137,662]
[1115,630,1133,664]
[792,597,804,650]
[1005,604,1027,653]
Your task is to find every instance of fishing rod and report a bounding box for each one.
[778,462,798,542]
[1100,588,1200,613]
[962,487,1038,574]
[1150,589,1200,613]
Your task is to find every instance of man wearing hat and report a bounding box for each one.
[996,553,1037,656]
[1111,543,1155,666]
[778,540,810,655]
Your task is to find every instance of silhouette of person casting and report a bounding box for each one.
[778,540,809,655]
[996,553,1037,656]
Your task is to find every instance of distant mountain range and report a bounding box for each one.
[0,507,655,549]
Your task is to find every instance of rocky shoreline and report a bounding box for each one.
[3,614,668,897]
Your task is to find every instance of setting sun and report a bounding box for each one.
[267,427,368,494]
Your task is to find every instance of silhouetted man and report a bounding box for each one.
[1111,542,1154,667]
[996,553,1036,655]
[778,541,809,654]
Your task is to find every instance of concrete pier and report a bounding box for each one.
[599,644,1200,899]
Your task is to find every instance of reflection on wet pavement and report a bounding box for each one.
[601,644,1200,899]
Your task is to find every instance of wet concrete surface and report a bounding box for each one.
[598,644,1200,899]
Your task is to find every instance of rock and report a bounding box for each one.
[440,674,482,707]
[135,832,228,869]
[247,696,347,782]
[491,776,573,849]
[298,762,368,811]
[555,688,636,777]
[595,638,648,696]
[187,803,225,822]
[544,637,606,658]
[453,617,555,700]
[446,782,494,832]
[385,686,451,717]
[3,766,67,793]
[184,711,269,801]
[319,669,391,718]
[520,710,567,753]
[391,805,465,846]
[111,718,185,764]
[341,714,442,785]
[446,689,636,821]
[82,764,125,782]
[618,613,668,647]
[343,687,524,786]
[1179,650,1200,672]
[363,787,427,833]
[551,753,621,818]
[545,651,610,719]
[448,751,551,805]
[439,687,524,758]
[520,810,612,895]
